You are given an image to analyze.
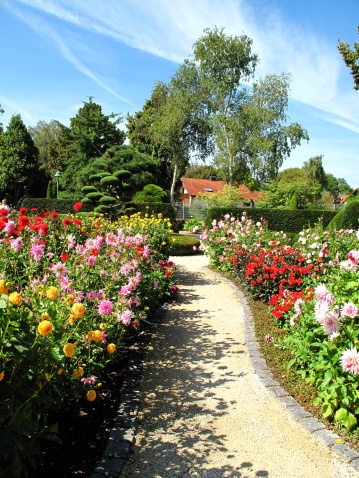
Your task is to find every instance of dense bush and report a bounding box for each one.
[169,234,200,255]
[341,202,359,230]
[21,198,94,214]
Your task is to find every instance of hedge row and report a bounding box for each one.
[205,207,338,233]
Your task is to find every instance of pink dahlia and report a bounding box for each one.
[340,348,359,374]
[341,302,359,319]
[98,299,113,316]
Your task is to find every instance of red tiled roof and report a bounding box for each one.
[180,177,262,202]
[180,177,226,196]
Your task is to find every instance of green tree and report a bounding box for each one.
[338,27,359,90]
[184,163,219,179]
[132,184,168,203]
[197,185,244,208]
[0,114,44,204]
[303,155,327,191]
[61,98,126,194]
[0,104,4,134]
[28,120,65,176]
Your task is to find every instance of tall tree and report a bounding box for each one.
[28,120,65,175]
[61,98,126,195]
[303,155,327,191]
[0,104,4,134]
[0,114,44,204]
[338,27,359,90]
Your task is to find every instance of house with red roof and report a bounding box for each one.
[179,177,262,206]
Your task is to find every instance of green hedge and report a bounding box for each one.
[205,207,338,233]
[21,198,95,214]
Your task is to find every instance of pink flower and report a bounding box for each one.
[341,302,359,319]
[118,310,132,325]
[10,237,23,251]
[314,285,335,305]
[50,262,69,278]
[120,263,132,276]
[348,250,359,265]
[81,375,98,384]
[86,290,97,301]
[30,243,45,262]
[321,313,340,335]
[265,334,274,344]
[87,255,96,266]
[340,348,359,374]
[4,220,15,233]
[339,260,357,272]
[314,301,330,323]
[153,280,158,289]
[98,299,113,316]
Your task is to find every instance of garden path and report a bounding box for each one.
[120,254,359,478]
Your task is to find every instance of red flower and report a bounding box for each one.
[30,208,37,213]
[61,254,70,262]
[73,219,82,226]
[19,207,27,215]
[51,211,59,219]
[73,202,82,212]
[62,218,73,226]
[18,215,30,227]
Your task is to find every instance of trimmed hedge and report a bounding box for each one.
[205,207,338,233]
[21,198,95,214]
[169,234,200,255]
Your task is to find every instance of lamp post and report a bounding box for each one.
[54,171,62,199]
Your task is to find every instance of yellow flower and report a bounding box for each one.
[0,371,4,381]
[73,367,84,378]
[67,294,75,303]
[92,330,102,342]
[38,320,52,336]
[46,286,59,300]
[99,323,107,330]
[63,343,75,358]
[98,383,102,388]
[87,331,94,342]
[86,390,96,402]
[41,312,50,320]
[8,292,21,306]
[107,343,116,354]
[69,314,76,324]
[0,280,9,295]
[71,303,85,319]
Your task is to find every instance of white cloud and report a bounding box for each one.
[9,0,359,134]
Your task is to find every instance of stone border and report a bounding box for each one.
[207,267,359,473]
[90,266,359,477]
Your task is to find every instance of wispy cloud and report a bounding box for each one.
[4,0,132,105]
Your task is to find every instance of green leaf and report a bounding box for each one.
[322,403,334,418]
[0,299,7,308]
[345,281,358,290]
[334,407,348,422]
[14,345,29,353]
[343,413,357,431]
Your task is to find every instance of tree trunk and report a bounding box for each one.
[224,124,233,186]
[170,162,178,207]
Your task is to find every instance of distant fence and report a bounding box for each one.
[174,202,209,220]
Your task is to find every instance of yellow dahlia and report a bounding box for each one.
[38,320,52,336]
[92,330,102,342]
[107,343,117,354]
[71,303,85,319]
[46,287,59,300]
[63,343,75,358]
[0,280,9,295]
[73,367,84,378]
[8,292,21,306]
[41,312,50,320]
[86,390,96,402]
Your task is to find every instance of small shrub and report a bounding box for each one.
[169,234,200,255]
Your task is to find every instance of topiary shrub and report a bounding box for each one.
[169,234,200,256]
[327,209,344,231]
[340,202,359,230]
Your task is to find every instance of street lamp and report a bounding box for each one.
[54,171,62,199]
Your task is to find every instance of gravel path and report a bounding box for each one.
[120,254,359,478]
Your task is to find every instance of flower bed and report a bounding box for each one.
[201,213,359,436]
[0,206,177,476]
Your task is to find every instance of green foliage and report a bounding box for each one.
[20,198,94,213]
[99,196,117,205]
[46,181,54,199]
[341,202,359,229]
[81,186,97,193]
[288,193,298,210]
[0,114,46,204]
[197,185,244,208]
[327,209,345,230]
[184,164,219,179]
[338,26,359,90]
[205,207,337,233]
[132,184,168,203]
[100,175,119,186]
[183,217,204,232]
[169,234,200,255]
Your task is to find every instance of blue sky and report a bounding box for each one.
[0,0,358,187]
